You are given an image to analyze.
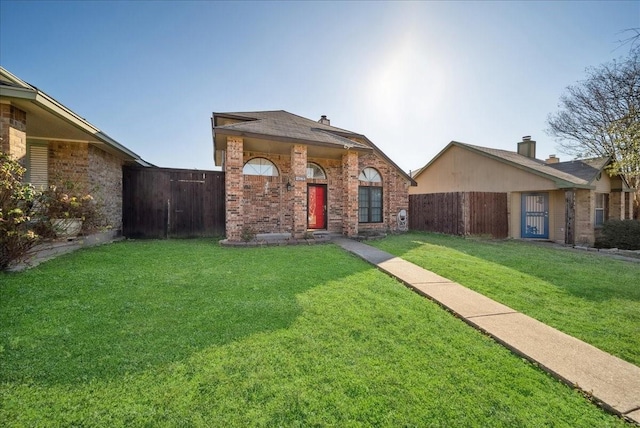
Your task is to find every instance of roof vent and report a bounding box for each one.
[522,135,531,141]
[318,115,330,126]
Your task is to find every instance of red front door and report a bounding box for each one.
[307,185,327,229]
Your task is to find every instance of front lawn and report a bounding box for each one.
[370,232,640,366]
[0,240,630,426]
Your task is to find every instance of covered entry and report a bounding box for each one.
[307,184,327,229]
[521,193,549,239]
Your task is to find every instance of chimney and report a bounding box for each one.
[318,115,330,126]
[545,154,560,164]
[517,136,536,159]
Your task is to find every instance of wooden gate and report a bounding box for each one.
[409,192,508,238]
[123,167,225,238]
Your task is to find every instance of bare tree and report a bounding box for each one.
[616,28,640,52]
[546,46,640,192]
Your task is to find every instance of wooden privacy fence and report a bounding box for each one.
[409,192,508,238]
[123,166,225,238]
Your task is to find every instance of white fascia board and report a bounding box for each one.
[0,85,37,100]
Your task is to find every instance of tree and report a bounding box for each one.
[546,46,640,193]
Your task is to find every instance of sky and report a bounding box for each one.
[1,1,638,173]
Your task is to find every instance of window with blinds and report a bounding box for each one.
[27,144,48,189]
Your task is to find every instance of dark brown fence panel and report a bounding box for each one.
[409,192,507,238]
[409,193,464,235]
[123,167,225,238]
[467,192,508,238]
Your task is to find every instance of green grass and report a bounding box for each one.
[370,232,640,367]
[0,240,631,426]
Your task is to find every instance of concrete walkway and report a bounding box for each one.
[333,238,640,424]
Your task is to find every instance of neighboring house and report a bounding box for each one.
[0,66,150,232]
[411,137,634,246]
[212,111,414,241]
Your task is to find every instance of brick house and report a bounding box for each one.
[0,67,150,233]
[411,137,635,246]
[212,111,414,241]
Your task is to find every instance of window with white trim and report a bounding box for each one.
[306,162,326,179]
[595,193,608,227]
[358,167,383,223]
[243,158,279,176]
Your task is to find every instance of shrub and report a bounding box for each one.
[594,219,640,250]
[0,152,43,270]
[39,184,101,235]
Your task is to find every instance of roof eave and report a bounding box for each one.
[2,67,146,164]
[214,128,374,153]
[0,85,37,100]
[458,142,590,189]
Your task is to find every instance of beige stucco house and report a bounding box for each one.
[411,137,634,246]
[0,66,150,233]
[212,111,414,241]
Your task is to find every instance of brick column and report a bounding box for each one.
[291,144,307,238]
[574,189,594,246]
[0,104,27,163]
[342,150,359,237]
[609,191,624,220]
[225,137,244,241]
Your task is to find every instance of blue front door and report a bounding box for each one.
[521,193,549,239]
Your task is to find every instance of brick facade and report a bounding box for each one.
[1,100,128,231]
[224,141,410,241]
[49,141,89,190]
[357,153,409,234]
[89,145,125,229]
[225,137,244,241]
[574,189,595,246]
[291,144,307,238]
[342,151,359,237]
[0,104,27,162]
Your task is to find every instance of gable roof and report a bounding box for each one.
[414,141,614,189]
[212,110,415,184]
[0,66,151,166]
[213,110,371,150]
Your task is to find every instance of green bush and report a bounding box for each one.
[0,152,44,270]
[594,219,640,250]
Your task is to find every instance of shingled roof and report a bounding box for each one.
[212,110,415,184]
[212,110,371,150]
[416,141,613,189]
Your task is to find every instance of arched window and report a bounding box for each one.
[359,167,382,183]
[243,158,279,176]
[306,162,326,179]
[358,167,382,223]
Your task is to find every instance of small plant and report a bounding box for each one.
[40,185,100,235]
[240,226,256,242]
[0,152,42,270]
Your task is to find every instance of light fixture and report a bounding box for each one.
[286,180,292,191]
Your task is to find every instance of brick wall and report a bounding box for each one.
[241,151,292,235]
[342,151,359,236]
[574,189,595,246]
[357,153,410,234]
[224,141,410,240]
[89,145,124,229]
[225,137,244,241]
[291,144,307,238]
[49,141,89,190]
[0,104,27,162]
